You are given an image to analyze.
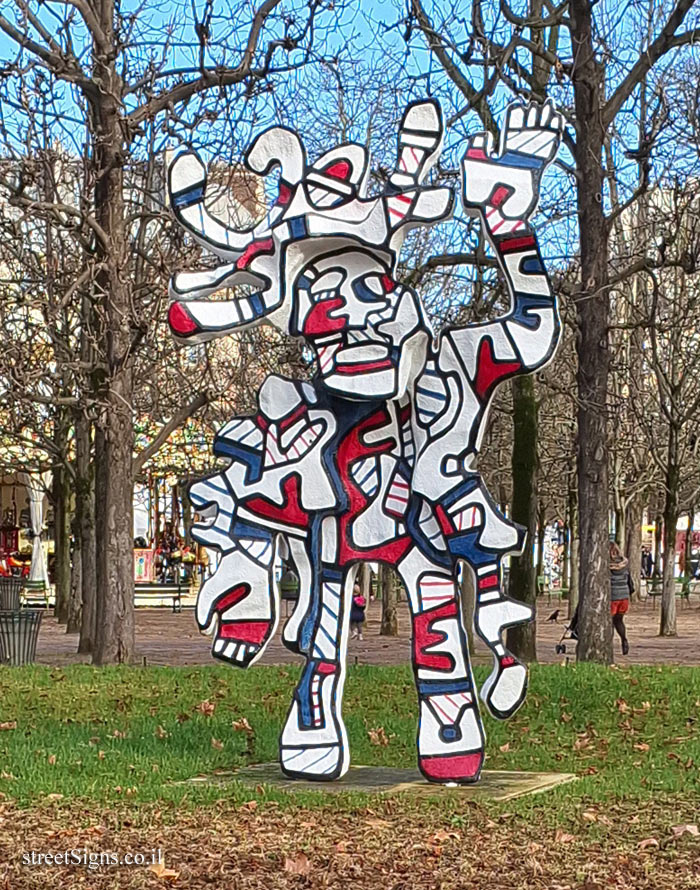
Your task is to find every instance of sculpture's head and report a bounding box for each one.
[167,100,453,400]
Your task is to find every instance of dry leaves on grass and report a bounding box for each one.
[367,726,390,746]
[196,700,216,718]
[284,852,311,875]
[554,830,576,844]
[1,796,700,889]
[0,721,17,731]
[672,824,699,838]
[148,860,180,882]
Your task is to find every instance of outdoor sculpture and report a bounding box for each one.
[167,99,563,784]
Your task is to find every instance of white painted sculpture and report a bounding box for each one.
[167,100,563,783]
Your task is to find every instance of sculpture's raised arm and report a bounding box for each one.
[453,100,564,379]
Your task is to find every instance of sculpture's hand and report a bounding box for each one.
[462,100,563,225]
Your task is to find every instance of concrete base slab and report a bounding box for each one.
[184,762,576,801]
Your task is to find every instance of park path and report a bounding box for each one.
[35,596,700,667]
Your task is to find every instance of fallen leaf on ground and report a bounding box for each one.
[196,699,216,717]
[148,860,180,882]
[0,721,17,731]
[638,837,659,850]
[284,852,311,875]
[671,824,699,838]
[211,738,223,750]
[232,717,253,733]
[554,830,576,843]
[368,726,389,746]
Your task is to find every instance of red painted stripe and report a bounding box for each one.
[236,237,274,271]
[219,621,270,644]
[419,752,483,781]
[499,235,536,253]
[478,574,499,589]
[168,301,198,336]
[334,359,393,374]
[279,403,306,431]
[214,584,249,612]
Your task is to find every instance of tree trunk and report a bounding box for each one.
[380,565,399,636]
[625,497,643,603]
[52,463,72,624]
[506,375,538,662]
[76,410,97,654]
[653,513,663,578]
[459,561,475,655]
[683,506,694,594]
[182,493,192,547]
[571,0,613,663]
[67,526,82,634]
[660,437,680,636]
[615,503,625,550]
[93,376,135,665]
[562,520,570,597]
[358,563,371,600]
[536,503,545,584]
[91,47,135,665]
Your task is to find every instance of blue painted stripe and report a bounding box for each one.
[249,292,265,315]
[500,150,542,170]
[172,185,204,209]
[322,568,343,583]
[418,679,472,696]
[417,385,446,401]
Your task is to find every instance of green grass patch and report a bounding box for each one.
[0,662,698,812]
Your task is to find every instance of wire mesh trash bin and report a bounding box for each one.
[0,578,23,612]
[0,610,43,666]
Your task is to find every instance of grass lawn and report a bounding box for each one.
[1,662,699,888]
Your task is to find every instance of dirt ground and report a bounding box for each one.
[35,594,700,668]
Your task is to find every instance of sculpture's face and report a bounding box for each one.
[167,102,451,400]
[289,252,430,400]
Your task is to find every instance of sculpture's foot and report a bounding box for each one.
[280,661,348,781]
[196,547,278,669]
[480,654,529,720]
[211,616,274,668]
[417,691,484,785]
[474,597,532,719]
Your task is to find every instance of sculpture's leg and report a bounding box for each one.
[280,530,356,781]
[435,481,533,720]
[195,529,279,668]
[397,547,485,784]
[280,536,314,655]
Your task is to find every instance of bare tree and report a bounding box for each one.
[0,0,342,663]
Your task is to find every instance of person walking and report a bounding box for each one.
[610,541,633,655]
[350,582,367,641]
